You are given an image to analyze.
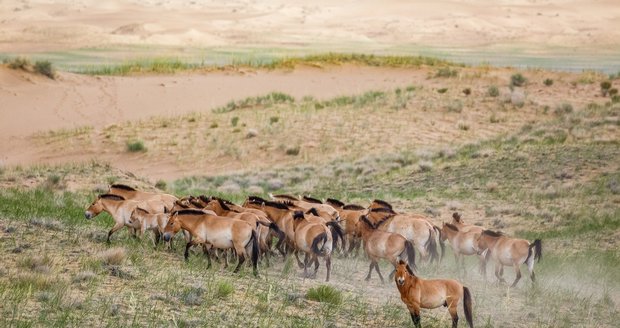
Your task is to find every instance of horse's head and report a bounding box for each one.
[395,260,415,287]
[162,213,182,242]
[85,196,104,219]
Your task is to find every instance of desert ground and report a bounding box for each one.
[0,1,619,327]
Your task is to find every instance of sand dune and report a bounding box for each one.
[1,0,619,52]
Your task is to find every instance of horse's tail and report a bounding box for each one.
[425,228,439,263]
[250,230,259,276]
[326,221,344,252]
[311,232,328,256]
[404,240,417,272]
[463,286,474,328]
[259,221,285,247]
[526,239,542,263]
[433,225,445,262]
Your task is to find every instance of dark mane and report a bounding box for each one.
[343,204,365,211]
[189,198,205,208]
[210,196,234,205]
[99,194,126,201]
[306,208,320,216]
[135,207,150,214]
[452,212,462,222]
[248,196,291,210]
[198,195,211,203]
[110,184,137,191]
[373,199,393,209]
[326,198,345,208]
[217,198,232,211]
[175,199,192,208]
[173,209,207,216]
[302,196,323,204]
[482,230,504,237]
[374,215,392,229]
[273,194,299,201]
[360,215,376,229]
[370,207,397,215]
[444,223,459,232]
[293,210,305,220]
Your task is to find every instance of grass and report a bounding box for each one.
[126,140,147,152]
[305,285,343,306]
[5,57,56,79]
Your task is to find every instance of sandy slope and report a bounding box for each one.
[1,0,619,52]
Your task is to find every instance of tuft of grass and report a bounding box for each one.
[487,85,500,97]
[155,180,167,190]
[213,92,295,113]
[34,60,55,79]
[270,116,280,124]
[285,146,300,156]
[435,67,458,78]
[462,88,471,96]
[179,286,205,306]
[600,81,612,96]
[214,281,234,299]
[80,58,195,76]
[511,73,527,87]
[554,103,573,115]
[544,78,554,86]
[7,57,31,70]
[126,140,147,152]
[231,116,240,127]
[437,88,448,94]
[306,285,342,306]
[99,248,126,266]
[20,255,53,274]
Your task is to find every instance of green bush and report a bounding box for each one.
[231,117,239,127]
[437,88,448,94]
[215,281,234,299]
[270,116,280,124]
[306,285,342,306]
[544,78,554,86]
[7,57,30,70]
[600,81,612,96]
[126,140,147,152]
[34,60,55,79]
[487,85,500,97]
[511,73,527,87]
[435,67,458,78]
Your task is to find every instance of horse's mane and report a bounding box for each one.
[343,204,365,211]
[173,209,207,216]
[209,196,234,205]
[293,210,305,220]
[135,207,150,214]
[373,199,393,209]
[248,196,292,210]
[370,207,397,215]
[216,198,232,212]
[272,194,299,201]
[326,198,345,208]
[99,194,126,201]
[360,215,376,229]
[110,184,137,191]
[482,229,504,237]
[444,223,459,232]
[306,208,320,216]
[374,215,392,229]
[452,212,462,222]
[302,196,323,204]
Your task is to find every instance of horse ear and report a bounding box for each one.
[453,212,460,221]
[398,259,406,265]
[405,263,415,276]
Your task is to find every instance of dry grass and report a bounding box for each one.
[99,248,126,266]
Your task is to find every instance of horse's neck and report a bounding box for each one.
[178,215,204,233]
[102,200,125,217]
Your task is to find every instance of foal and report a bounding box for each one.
[127,207,169,246]
[394,260,473,328]
[441,223,485,276]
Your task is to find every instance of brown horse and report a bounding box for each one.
[475,230,542,287]
[162,209,259,276]
[451,213,484,234]
[394,260,474,328]
[108,184,178,211]
[291,210,335,281]
[441,223,486,276]
[85,194,166,243]
[326,198,365,256]
[127,207,169,246]
[366,207,441,263]
[357,214,417,283]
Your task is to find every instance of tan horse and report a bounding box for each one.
[366,207,441,263]
[163,209,259,276]
[85,194,166,243]
[475,230,542,287]
[394,260,474,328]
[357,215,416,283]
[243,196,301,257]
[108,184,178,211]
[441,223,485,276]
[291,210,334,281]
[270,194,340,221]
[451,213,484,234]
[127,207,169,246]
[326,198,365,256]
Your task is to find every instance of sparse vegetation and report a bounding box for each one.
[487,85,499,97]
[231,116,240,127]
[34,60,55,79]
[435,67,458,78]
[437,88,448,94]
[601,81,612,96]
[544,78,554,86]
[306,285,342,306]
[511,73,527,87]
[126,140,147,152]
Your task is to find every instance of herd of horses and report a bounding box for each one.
[84,184,543,328]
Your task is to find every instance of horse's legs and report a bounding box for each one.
[365,261,374,281]
[184,241,193,261]
[478,254,487,279]
[527,254,536,282]
[303,253,310,278]
[409,305,421,328]
[325,255,332,282]
[374,262,385,283]
[233,253,246,273]
[203,245,212,269]
[511,262,522,287]
[449,304,459,328]
[294,250,305,269]
[106,222,125,243]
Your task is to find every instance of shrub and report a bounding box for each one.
[554,103,573,115]
[215,281,234,299]
[544,78,554,86]
[34,60,55,79]
[306,285,342,306]
[437,88,448,94]
[511,73,527,87]
[285,146,300,156]
[7,57,30,70]
[487,85,500,97]
[209,122,218,128]
[269,116,280,124]
[155,180,167,190]
[231,117,239,127]
[600,81,612,96]
[435,67,458,78]
[462,88,471,96]
[126,140,146,152]
[609,88,618,97]
[99,248,126,266]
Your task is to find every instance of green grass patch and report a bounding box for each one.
[306,285,342,306]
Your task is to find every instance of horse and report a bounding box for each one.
[326,198,365,256]
[107,183,178,211]
[291,210,336,281]
[366,207,441,263]
[357,214,416,283]
[394,260,474,328]
[440,223,485,277]
[270,193,340,221]
[85,194,166,243]
[162,209,259,276]
[127,207,169,246]
[243,196,300,257]
[451,213,484,234]
[475,230,542,287]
